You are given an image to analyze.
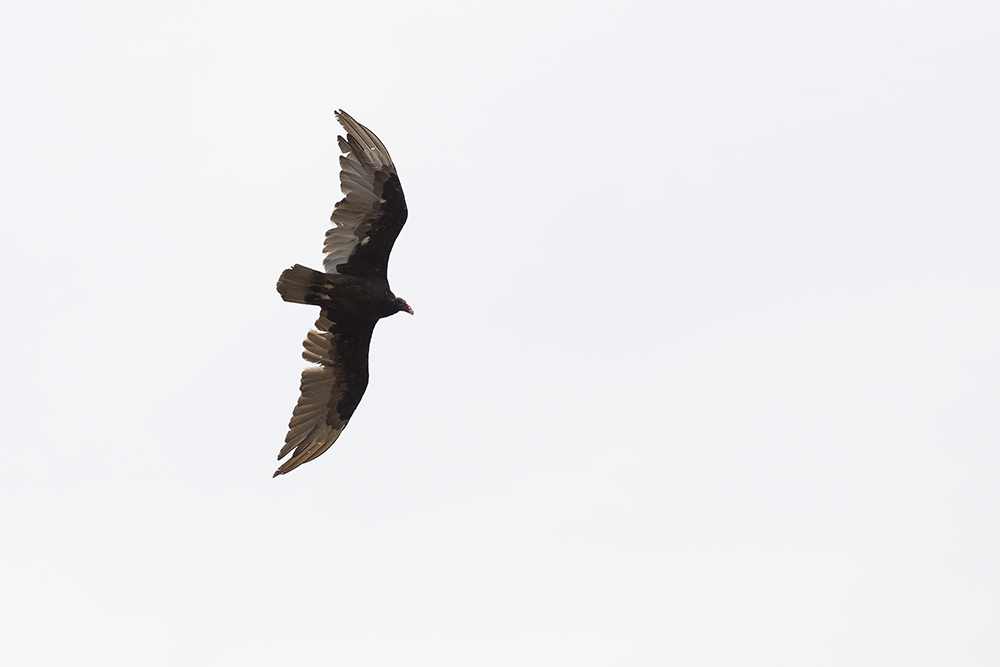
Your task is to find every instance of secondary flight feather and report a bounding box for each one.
[274,110,412,477]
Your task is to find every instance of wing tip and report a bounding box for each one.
[272,458,298,477]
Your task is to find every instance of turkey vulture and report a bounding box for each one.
[273,110,411,477]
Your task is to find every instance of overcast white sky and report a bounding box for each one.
[2,1,998,665]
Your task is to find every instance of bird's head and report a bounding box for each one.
[396,297,414,315]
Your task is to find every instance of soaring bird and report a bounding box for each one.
[273,111,411,477]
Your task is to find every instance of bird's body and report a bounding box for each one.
[273,111,411,477]
[278,265,402,322]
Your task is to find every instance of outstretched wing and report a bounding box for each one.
[273,313,375,477]
[323,110,408,285]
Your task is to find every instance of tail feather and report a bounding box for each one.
[276,264,327,304]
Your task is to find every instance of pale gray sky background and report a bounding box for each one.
[2,1,998,665]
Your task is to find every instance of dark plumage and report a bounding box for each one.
[273,111,411,477]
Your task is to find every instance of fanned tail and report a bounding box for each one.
[276,264,327,304]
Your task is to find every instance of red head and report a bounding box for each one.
[396,297,414,315]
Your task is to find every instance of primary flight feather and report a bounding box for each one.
[274,110,411,477]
